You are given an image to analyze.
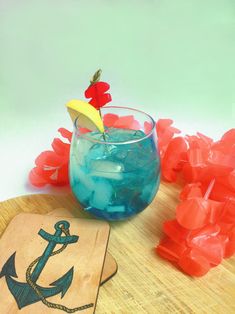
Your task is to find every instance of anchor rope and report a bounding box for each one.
[25,226,94,312]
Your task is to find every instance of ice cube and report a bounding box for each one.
[106,128,144,142]
[85,143,106,163]
[90,171,123,180]
[106,205,126,213]
[132,130,145,139]
[90,160,124,172]
[71,166,95,190]
[71,166,96,204]
[114,148,129,161]
[89,160,124,180]
[71,138,94,165]
[123,146,151,171]
[72,182,93,203]
[90,179,113,210]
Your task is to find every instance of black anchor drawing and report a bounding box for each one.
[0,220,94,312]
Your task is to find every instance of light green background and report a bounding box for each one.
[0,0,234,199]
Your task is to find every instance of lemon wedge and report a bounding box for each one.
[66,99,104,133]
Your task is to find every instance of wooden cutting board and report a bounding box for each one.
[0,183,235,313]
[0,213,110,313]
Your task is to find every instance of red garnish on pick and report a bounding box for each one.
[84,69,112,110]
[85,81,112,110]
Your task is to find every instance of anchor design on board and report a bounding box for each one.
[0,220,94,312]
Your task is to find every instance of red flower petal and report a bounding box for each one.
[187,224,221,243]
[209,181,235,202]
[51,138,70,156]
[163,220,191,244]
[113,115,140,130]
[79,127,91,134]
[187,224,223,265]
[29,167,48,187]
[208,150,235,169]
[187,148,208,167]
[52,162,69,186]
[182,163,208,183]
[223,227,235,258]
[178,249,211,277]
[156,237,187,262]
[113,115,134,128]
[176,198,210,229]
[156,119,173,132]
[220,198,235,223]
[144,121,152,134]
[221,128,235,143]
[103,113,119,127]
[161,137,188,182]
[186,134,211,150]
[197,132,213,146]
[156,119,181,159]
[58,128,72,142]
[180,183,203,200]
[35,151,66,168]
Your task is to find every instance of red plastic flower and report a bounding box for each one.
[161,137,188,182]
[103,113,141,130]
[156,119,181,159]
[29,128,72,187]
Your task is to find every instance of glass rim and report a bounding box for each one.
[74,105,156,145]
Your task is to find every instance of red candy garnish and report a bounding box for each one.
[85,81,112,109]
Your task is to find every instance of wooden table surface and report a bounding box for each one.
[0,183,234,314]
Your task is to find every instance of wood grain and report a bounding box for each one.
[0,183,234,313]
[48,208,118,284]
[0,213,110,314]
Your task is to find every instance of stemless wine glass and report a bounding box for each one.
[69,106,160,220]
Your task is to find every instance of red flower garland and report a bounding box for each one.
[156,124,235,276]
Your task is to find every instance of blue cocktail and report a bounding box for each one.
[70,106,160,220]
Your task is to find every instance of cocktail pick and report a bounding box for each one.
[84,69,112,142]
